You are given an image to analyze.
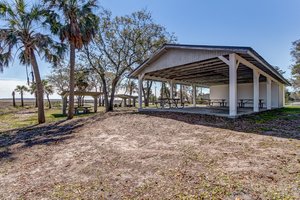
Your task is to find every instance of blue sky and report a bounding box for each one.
[1,0,300,98]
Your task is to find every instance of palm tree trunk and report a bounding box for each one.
[30,50,45,123]
[35,91,38,107]
[12,91,16,107]
[21,91,24,107]
[47,94,51,109]
[68,42,75,119]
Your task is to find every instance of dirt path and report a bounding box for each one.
[0,111,299,199]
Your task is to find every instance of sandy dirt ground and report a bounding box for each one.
[0,110,299,199]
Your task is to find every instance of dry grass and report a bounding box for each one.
[0,99,100,131]
[0,109,299,199]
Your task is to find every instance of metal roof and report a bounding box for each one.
[129,44,290,85]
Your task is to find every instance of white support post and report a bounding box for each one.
[138,74,143,110]
[180,84,183,105]
[192,84,196,107]
[253,70,260,112]
[161,81,164,98]
[229,54,238,116]
[170,80,174,99]
[282,84,285,107]
[266,77,272,110]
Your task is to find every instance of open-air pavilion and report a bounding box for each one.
[60,91,102,115]
[115,94,138,107]
[129,44,290,118]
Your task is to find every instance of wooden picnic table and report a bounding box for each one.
[239,99,264,108]
[75,106,92,114]
[155,98,182,109]
[208,99,227,107]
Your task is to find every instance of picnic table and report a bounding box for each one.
[208,99,227,107]
[155,98,182,109]
[74,106,92,114]
[239,99,264,108]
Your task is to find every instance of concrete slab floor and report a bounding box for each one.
[139,106,267,118]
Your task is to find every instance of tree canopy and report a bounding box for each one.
[0,0,65,123]
[81,9,176,111]
[291,40,300,91]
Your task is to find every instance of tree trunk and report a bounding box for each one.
[142,87,146,106]
[30,50,45,123]
[77,96,81,107]
[142,81,152,107]
[35,91,38,108]
[68,42,76,119]
[12,91,16,107]
[100,75,109,112]
[108,80,118,111]
[128,89,132,105]
[99,86,102,106]
[21,91,24,107]
[47,94,51,109]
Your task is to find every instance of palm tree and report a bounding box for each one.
[29,80,54,109]
[12,91,16,107]
[29,83,38,108]
[43,80,54,109]
[0,0,65,123]
[44,0,99,119]
[15,85,28,107]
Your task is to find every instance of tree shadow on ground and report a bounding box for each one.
[139,107,300,140]
[0,118,87,161]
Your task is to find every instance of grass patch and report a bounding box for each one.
[0,106,103,132]
[259,127,273,131]
[251,106,300,123]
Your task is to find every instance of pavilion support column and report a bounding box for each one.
[170,80,174,99]
[93,96,98,113]
[192,84,196,107]
[266,77,272,110]
[161,81,164,98]
[180,84,183,105]
[253,69,260,112]
[138,74,144,110]
[62,96,67,115]
[229,54,238,116]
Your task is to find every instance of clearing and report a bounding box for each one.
[0,107,299,199]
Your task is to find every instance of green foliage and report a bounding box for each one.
[251,106,300,123]
[47,62,98,93]
[0,0,65,71]
[47,62,70,93]
[81,8,176,111]
[14,85,29,94]
[290,40,300,91]
[43,0,99,49]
